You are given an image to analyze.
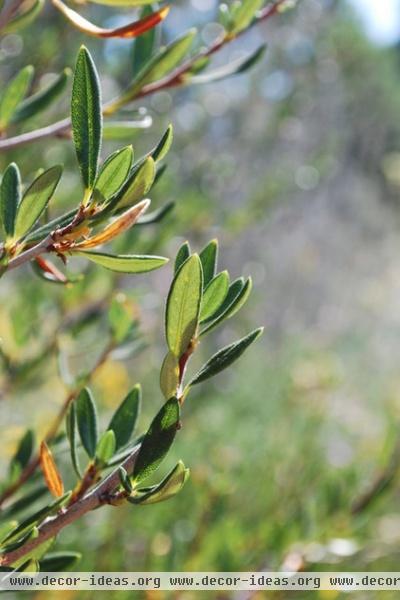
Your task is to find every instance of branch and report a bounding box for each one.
[0,0,289,152]
[0,343,113,508]
[0,443,140,567]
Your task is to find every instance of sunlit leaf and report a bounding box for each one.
[166,254,203,358]
[76,250,168,273]
[190,327,264,385]
[0,66,33,129]
[132,397,180,483]
[115,157,155,210]
[103,117,152,139]
[129,460,189,505]
[151,124,173,162]
[199,239,218,287]
[201,276,252,335]
[200,270,229,322]
[230,0,264,34]
[174,241,191,274]
[94,146,133,204]
[71,46,102,191]
[160,351,180,399]
[14,166,62,239]
[95,430,116,466]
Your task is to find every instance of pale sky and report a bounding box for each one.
[348,0,400,45]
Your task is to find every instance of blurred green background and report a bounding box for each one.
[4,0,400,598]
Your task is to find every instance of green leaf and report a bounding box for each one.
[190,328,263,385]
[160,351,180,400]
[0,163,21,238]
[166,254,203,358]
[137,201,174,225]
[151,124,173,163]
[118,29,197,104]
[76,250,168,273]
[0,66,34,129]
[201,276,252,335]
[132,5,160,74]
[200,271,230,322]
[76,388,98,458]
[3,0,45,34]
[3,493,71,545]
[230,0,264,34]
[199,239,218,287]
[14,166,62,239]
[40,551,82,572]
[174,241,191,273]
[71,46,102,191]
[129,460,189,505]
[66,402,82,478]
[115,156,155,210]
[94,146,133,204]
[132,397,180,483]
[118,466,133,493]
[108,385,141,450]
[188,45,266,85]
[9,429,34,475]
[95,430,116,466]
[12,68,71,123]
[108,296,134,343]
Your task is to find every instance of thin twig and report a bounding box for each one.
[0,0,289,152]
[0,443,141,566]
[0,343,113,508]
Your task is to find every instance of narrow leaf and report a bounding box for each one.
[115,156,155,210]
[108,385,141,450]
[201,276,252,335]
[3,0,45,34]
[12,68,71,123]
[130,461,189,505]
[231,0,264,34]
[188,45,266,85]
[52,0,169,38]
[166,254,203,358]
[94,146,133,204]
[117,29,197,104]
[76,251,168,273]
[200,271,229,322]
[103,118,152,139]
[65,402,82,478]
[95,430,116,466]
[199,239,218,287]
[118,466,133,493]
[132,397,180,483]
[132,5,160,74]
[76,387,98,458]
[40,551,81,572]
[0,163,21,238]
[14,166,62,239]
[0,66,34,129]
[71,46,102,190]
[160,351,180,400]
[151,124,173,163]
[190,327,264,385]
[174,241,191,273]
[39,442,64,498]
